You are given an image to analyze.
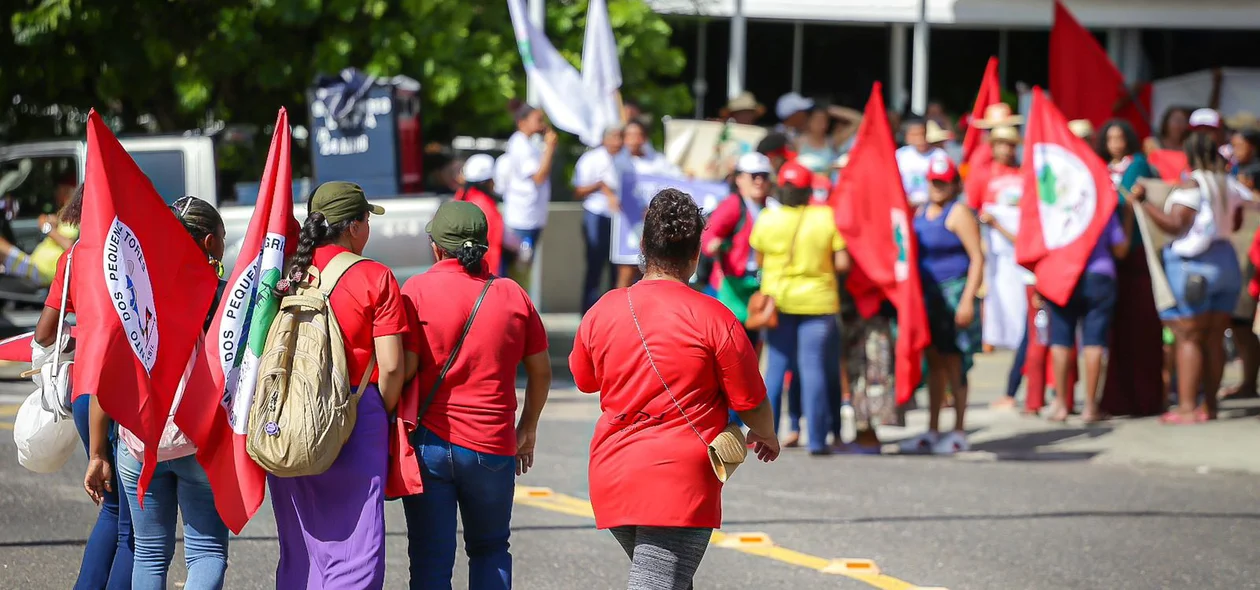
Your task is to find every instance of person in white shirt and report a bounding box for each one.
[621,120,681,177]
[896,117,951,207]
[1132,131,1253,424]
[500,105,558,283]
[573,126,626,313]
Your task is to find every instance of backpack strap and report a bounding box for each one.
[416,277,496,422]
[308,251,368,296]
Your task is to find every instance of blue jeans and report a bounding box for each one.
[581,211,615,314]
[116,447,229,590]
[1006,328,1029,399]
[72,396,133,590]
[402,426,515,590]
[1161,240,1243,320]
[765,314,839,452]
[502,227,543,277]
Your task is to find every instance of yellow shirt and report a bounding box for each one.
[30,224,79,284]
[749,204,846,316]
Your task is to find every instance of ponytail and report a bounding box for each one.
[436,243,488,274]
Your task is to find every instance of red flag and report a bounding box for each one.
[1015,89,1119,307]
[0,328,81,363]
[832,83,930,405]
[176,109,300,533]
[1050,0,1151,137]
[1147,148,1189,183]
[76,111,219,500]
[963,57,1002,164]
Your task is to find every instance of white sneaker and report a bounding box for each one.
[897,431,939,454]
[932,431,970,455]
[839,404,857,444]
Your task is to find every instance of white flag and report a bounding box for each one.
[507,0,598,145]
[582,0,623,141]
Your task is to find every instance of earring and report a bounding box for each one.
[211,257,225,278]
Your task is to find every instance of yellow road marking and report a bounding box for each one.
[0,404,19,417]
[0,422,12,430]
[514,487,930,590]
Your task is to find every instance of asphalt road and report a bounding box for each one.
[2,382,1259,590]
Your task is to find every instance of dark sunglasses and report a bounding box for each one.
[749,172,770,181]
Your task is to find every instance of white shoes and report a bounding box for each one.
[897,431,939,454]
[897,430,969,455]
[931,431,970,455]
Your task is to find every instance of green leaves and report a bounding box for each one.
[1,0,691,143]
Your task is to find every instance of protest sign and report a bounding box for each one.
[663,119,767,181]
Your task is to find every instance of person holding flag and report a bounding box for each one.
[899,156,985,454]
[268,182,414,589]
[86,196,232,590]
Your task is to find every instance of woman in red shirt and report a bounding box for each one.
[455,153,506,275]
[400,201,551,588]
[571,188,779,589]
[268,182,415,590]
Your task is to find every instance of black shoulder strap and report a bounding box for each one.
[416,277,496,421]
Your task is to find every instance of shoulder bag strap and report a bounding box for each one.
[784,208,807,270]
[313,251,368,295]
[626,287,708,447]
[417,277,496,421]
[50,246,74,378]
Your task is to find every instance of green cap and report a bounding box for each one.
[309,181,385,224]
[426,201,488,253]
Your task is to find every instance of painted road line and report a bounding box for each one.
[1,404,20,418]
[514,486,931,590]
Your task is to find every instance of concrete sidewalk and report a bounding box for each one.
[539,313,1260,477]
[876,350,1260,475]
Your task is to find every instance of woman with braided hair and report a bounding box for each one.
[267,182,417,589]
[1132,132,1253,424]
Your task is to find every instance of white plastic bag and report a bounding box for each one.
[13,389,78,474]
[30,327,73,420]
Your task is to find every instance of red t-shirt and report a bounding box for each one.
[45,248,75,313]
[312,245,414,384]
[455,187,504,275]
[401,259,547,456]
[965,161,1022,210]
[569,280,766,530]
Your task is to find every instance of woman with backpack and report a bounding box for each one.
[81,196,230,590]
[268,181,415,589]
[400,200,551,589]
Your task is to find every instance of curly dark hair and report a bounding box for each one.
[640,188,704,279]
[283,210,366,294]
[170,196,225,254]
[1095,119,1141,161]
[778,186,813,207]
[1184,130,1224,172]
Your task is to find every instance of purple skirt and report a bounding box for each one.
[269,385,388,590]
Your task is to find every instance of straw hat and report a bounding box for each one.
[988,125,1021,144]
[972,103,1024,129]
[720,91,766,118]
[1067,119,1094,139]
[1226,111,1260,131]
[926,120,955,144]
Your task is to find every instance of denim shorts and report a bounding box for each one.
[1046,272,1117,348]
[1160,240,1242,321]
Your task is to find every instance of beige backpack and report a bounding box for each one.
[247,252,376,478]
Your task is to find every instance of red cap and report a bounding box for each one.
[926,154,959,183]
[778,161,813,189]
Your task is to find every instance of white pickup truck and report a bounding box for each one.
[0,135,444,331]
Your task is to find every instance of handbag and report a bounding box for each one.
[626,288,747,483]
[30,247,74,421]
[745,211,806,331]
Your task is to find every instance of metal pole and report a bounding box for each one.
[791,21,804,93]
[728,0,746,100]
[527,0,544,107]
[910,0,929,115]
[998,28,1009,88]
[694,19,708,119]
[890,24,908,113]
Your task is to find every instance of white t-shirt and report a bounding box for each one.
[500,131,551,230]
[895,145,948,206]
[623,145,681,177]
[1164,170,1253,258]
[573,147,623,217]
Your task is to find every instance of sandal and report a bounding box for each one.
[1080,408,1110,424]
[1046,403,1070,423]
[1159,410,1206,425]
[782,432,801,448]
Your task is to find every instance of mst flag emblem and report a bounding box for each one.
[1033,143,1097,250]
[105,219,159,372]
[218,233,286,434]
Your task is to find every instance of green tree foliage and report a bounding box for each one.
[2,0,691,141]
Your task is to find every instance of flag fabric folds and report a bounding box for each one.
[832,83,931,406]
[582,0,623,139]
[507,0,599,146]
[175,109,299,533]
[1049,0,1151,137]
[75,110,219,501]
[963,57,1002,166]
[1015,88,1119,307]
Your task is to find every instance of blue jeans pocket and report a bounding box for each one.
[475,452,515,473]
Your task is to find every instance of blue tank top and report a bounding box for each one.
[915,200,970,283]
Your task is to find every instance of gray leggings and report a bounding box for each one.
[610,526,712,590]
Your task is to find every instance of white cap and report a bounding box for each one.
[775,92,815,120]
[735,152,773,175]
[462,153,496,183]
[1189,108,1221,129]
